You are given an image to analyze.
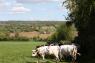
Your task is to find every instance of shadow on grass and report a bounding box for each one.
[26,56,71,63]
[26,61,52,63]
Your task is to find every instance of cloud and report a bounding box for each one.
[11,3,31,13]
[16,0,64,3]
[0,0,31,13]
[0,0,11,11]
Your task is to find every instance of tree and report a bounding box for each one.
[48,22,77,44]
[64,0,95,62]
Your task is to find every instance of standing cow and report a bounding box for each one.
[32,46,48,60]
[32,45,60,61]
[48,45,60,61]
[59,44,80,62]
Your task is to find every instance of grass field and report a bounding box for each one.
[0,41,68,63]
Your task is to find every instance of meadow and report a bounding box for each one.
[0,41,68,63]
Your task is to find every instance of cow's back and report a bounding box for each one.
[48,46,60,54]
[37,46,48,54]
[60,45,77,55]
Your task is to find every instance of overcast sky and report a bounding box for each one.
[0,0,68,21]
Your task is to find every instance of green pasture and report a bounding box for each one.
[0,41,68,63]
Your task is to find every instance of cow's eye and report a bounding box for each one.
[33,53,35,54]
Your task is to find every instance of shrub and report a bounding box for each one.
[48,22,77,44]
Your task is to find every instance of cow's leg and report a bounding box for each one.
[56,56,59,61]
[55,54,60,63]
[71,56,77,63]
[59,52,63,61]
[55,57,59,63]
[42,54,45,60]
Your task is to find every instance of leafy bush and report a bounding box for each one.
[0,32,30,41]
[48,22,77,44]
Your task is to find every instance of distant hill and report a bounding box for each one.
[0,21,67,41]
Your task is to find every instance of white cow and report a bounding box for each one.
[59,44,80,61]
[48,45,60,61]
[32,46,48,60]
[32,45,60,61]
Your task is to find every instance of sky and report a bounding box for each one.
[0,0,68,21]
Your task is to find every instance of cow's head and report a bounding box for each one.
[32,50,37,57]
